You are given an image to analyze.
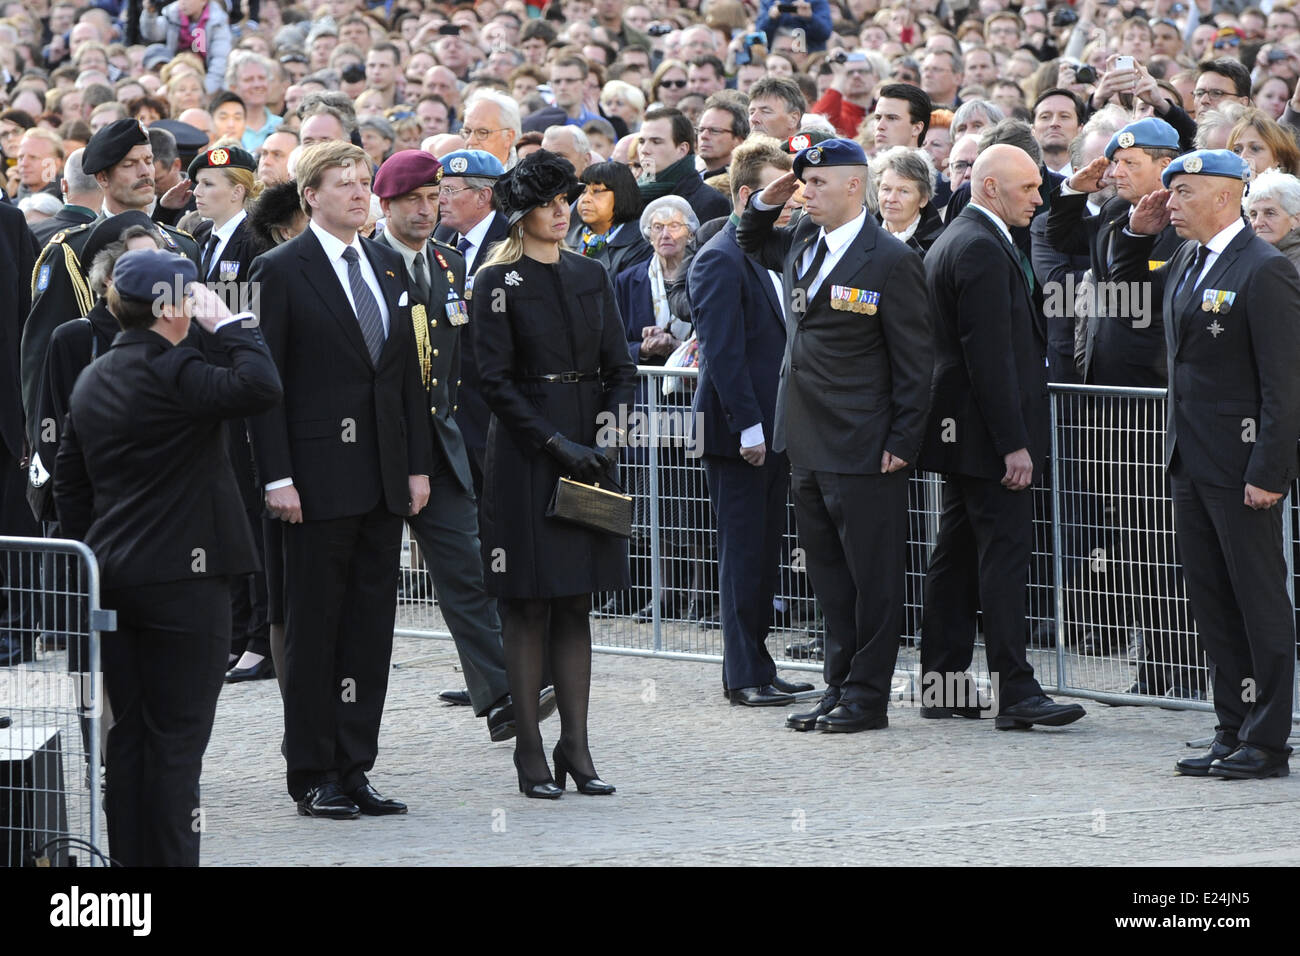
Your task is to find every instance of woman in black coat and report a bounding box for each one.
[565,161,652,282]
[869,145,946,257]
[473,150,636,799]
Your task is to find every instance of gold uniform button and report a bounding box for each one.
[456,378,462,386]
[453,404,458,411]
[430,406,437,414]
[432,378,438,387]
[431,319,438,327]
[432,348,439,357]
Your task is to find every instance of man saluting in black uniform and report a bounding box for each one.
[1114,149,1300,779]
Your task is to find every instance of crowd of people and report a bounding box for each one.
[0,0,1298,867]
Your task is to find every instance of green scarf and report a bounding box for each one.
[638,153,698,201]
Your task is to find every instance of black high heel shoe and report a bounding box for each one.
[553,743,616,795]
[514,752,562,800]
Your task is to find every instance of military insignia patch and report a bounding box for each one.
[789,134,811,152]
[219,260,239,281]
[210,148,230,166]
[805,147,822,165]
[1117,132,1135,149]
[37,264,50,291]
[1184,156,1203,173]
[449,157,468,174]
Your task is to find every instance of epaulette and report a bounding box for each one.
[430,237,460,255]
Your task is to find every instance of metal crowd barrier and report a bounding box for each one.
[0,537,109,867]
[394,371,1300,719]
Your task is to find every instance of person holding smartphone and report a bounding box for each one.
[755,0,833,54]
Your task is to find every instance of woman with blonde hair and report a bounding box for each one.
[650,58,690,109]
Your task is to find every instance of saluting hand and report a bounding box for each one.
[185,281,233,333]
[1129,189,1172,235]
[758,170,802,207]
[161,178,195,210]
[1067,156,1111,195]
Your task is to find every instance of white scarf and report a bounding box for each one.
[647,254,691,341]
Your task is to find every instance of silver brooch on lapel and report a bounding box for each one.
[504,270,522,286]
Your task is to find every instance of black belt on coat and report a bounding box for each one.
[516,371,601,383]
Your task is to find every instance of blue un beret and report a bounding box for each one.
[1104,117,1179,161]
[792,137,869,180]
[439,149,505,179]
[112,249,198,306]
[1161,148,1252,187]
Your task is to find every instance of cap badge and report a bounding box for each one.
[449,157,468,174]
[209,148,230,166]
[1184,156,1203,173]
[805,147,822,165]
[790,134,810,151]
[1117,131,1135,149]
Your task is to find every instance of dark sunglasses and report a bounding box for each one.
[1215,36,1241,48]
[659,78,687,88]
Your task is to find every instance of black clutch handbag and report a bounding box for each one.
[546,473,633,538]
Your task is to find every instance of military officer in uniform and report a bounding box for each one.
[1113,150,1300,779]
[371,150,556,741]
[20,118,201,445]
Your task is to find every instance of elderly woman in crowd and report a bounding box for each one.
[601,80,646,133]
[1193,104,1247,150]
[1245,168,1300,273]
[870,145,945,257]
[1226,108,1300,175]
[568,160,650,280]
[358,116,396,168]
[615,196,697,365]
[950,98,1003,140]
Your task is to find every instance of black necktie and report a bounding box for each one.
[792,237,829,311]
[1174,244,1211,311]
[202,233,220,278]
[412,250,432,305]
[341,247,386,363]
[457,236,472,257]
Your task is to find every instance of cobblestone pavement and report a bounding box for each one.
[197,635,1300,867]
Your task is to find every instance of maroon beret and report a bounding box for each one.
[372,149,444,200]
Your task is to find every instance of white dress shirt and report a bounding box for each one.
[309,219,390,335]
[266,222,392,492]
[1188,217,1247,289]
[204,209,247,278]
[457,212,495,275]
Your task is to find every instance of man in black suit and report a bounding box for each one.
[637,108,731,225]
[690,136,814,707]
[737,138,934,733]
[29,147,101,248]
[372,150,557,739]
[0,198,39,667]
[432,148,509,497]
[249,141,433,819]
[919,144,1086,730]
[54,249,282,866]
[1114,150,1300,778]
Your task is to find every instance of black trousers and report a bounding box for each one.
[229,506,270,658]
[0,448,41,640]
[790,465,908,710]
[281,503,403,800]
[101,577,230,867]
[703,451,788,690]
[920,473,1043,709]
[406,450,509,717]
[1170,463,1296,754]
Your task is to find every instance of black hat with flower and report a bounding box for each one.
[494,149,584,226]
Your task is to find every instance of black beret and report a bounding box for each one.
[82,210,159,270]
[82,118,151,176]
[188,145,258,180]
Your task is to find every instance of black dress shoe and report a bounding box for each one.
[816,700,888,733]
[994,694,1086,730]
[438,689,472,706]
[224,656,275,683]
[1175,737,1239,777]
[726,684,796,707]
[784,634,824,661]
[771,674,815,694]
[347,784,408,815]
[1209,744,1290,779]
[514,753,562,799]
[787,691,840,731]
[487,686,557,742]
[296,782,360,819]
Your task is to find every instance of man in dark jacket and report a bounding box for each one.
[636,108,730,225]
